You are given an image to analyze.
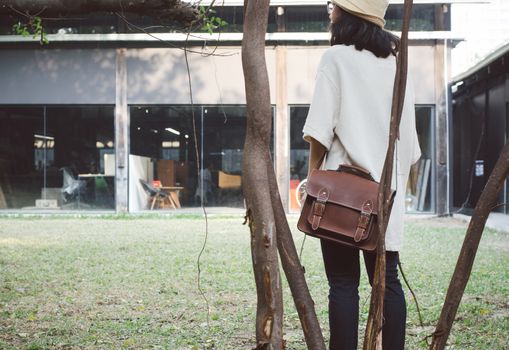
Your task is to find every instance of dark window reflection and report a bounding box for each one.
[0,106,115,210]
[283,6,329,32]
[289,105,435,213]
[130,105,274,210]
[130,106,199,209]
[0,4,450,35]
[203,106,246,207]
[407,106,435,213]
[289,106,310,212]
[0,108,43,209]
[385,4,450,31]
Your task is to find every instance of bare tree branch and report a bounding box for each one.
[430,141,509,350]
[363,1,413,349]
[267,168,326,349]
[242,1,284,348]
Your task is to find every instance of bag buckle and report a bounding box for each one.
[312,188,329,230]
[354,200,373,242]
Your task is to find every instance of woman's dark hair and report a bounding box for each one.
[330,8,400,58]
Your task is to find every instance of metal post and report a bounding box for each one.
[43,106,47,198]
[200,106,204,206]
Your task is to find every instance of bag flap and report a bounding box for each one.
[306,169,381,213]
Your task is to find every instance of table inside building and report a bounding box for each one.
[160,186,184,209]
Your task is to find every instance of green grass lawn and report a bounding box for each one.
[0,216,507,350]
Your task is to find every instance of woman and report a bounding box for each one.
[302,1,421,349]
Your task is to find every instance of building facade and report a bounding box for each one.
[450,43,509,214]
[0,0,459,214]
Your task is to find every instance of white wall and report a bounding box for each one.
[126,47,276,105]
[286,44,436,105]
[0,44,437,106]
[451,0,509,76]
[0,49,116,104]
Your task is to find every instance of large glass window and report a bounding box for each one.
[0,106,115,210]
[0,4,450,36]
[385,4,450,31]
[289,106,310,212]
[406,106,435,213]
[289,105,435,213]
[130,106,198,210]
[130,105,274,210]
[218,4,449,32]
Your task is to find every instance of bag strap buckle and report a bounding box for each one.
[354,200,373,242]
[312,188,329,230]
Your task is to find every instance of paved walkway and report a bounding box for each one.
[452,213,509,233]
[453,212,509,233]
[2,207,508,234]
[157,209,509,234]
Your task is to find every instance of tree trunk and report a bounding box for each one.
[429,141,509,350]
[0,0,196,24]
[363,1,413,349]
[268,168,326,350]
[242,1,284,349]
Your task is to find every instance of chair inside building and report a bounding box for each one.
[139,179,175,210]
[60,167,86,204]
[217,170,242,205]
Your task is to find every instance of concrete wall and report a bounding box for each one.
[285,44,436,105]
[0,49,116,104]
[0,44,436,106]
[126,47,276,105]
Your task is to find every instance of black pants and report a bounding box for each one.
[321,239,406,350]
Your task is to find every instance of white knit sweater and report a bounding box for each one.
[303,44,421,251]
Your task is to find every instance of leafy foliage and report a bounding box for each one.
[198,6,228,35]
[10,6,227,44]
[12,16,48,45]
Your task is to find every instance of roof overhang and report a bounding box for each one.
[197,0,490,5]
[452,41,509,83]
[0,31,464,44]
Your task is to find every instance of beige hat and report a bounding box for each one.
[332,0,389,28]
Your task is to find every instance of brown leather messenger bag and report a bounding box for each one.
[297,164,395,251]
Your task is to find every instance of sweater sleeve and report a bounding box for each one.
[302,69,340,151]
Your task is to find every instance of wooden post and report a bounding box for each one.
[275,46,290,212]
[434,39,449,215]
[115,48,129,213]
